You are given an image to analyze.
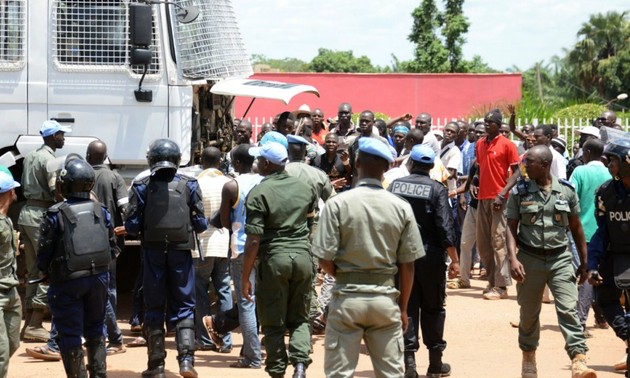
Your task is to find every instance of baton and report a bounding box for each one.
[195,231,204,262]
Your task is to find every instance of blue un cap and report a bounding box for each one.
[287,135,309,145]
[259,131,288,149]
[249,142,288,166]
[40,120,72,138]
[0,170,20,193]
[358,137,394,163]
[410,144,435,164]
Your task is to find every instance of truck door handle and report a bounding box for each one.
[50,117,75,123]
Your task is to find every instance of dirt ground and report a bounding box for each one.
[7,276,627,378]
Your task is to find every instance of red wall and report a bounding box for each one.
[235,72,522,125]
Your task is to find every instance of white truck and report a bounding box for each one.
[0,0,253,180]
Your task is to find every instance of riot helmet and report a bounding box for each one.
[58,158,95,199]
[604,138,630,178]
[147,138,181,174]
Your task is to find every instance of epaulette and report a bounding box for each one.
[558,178,575,191]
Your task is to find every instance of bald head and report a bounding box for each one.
[86,140,107,165]
[201,147,222,169]
[528,145,553,165]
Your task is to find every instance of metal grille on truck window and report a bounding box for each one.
[0,0,25,71]
[52,0,160,77]
[172,0,252,80]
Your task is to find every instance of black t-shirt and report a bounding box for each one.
[312,153,347,181]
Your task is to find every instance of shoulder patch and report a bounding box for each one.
[558,178,575,191]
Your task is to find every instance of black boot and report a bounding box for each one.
[85,337,107,378]
[292,362,306,378]
[404,351,419,378]
[427,350,451,378]
[142,327,167,378]
[61,347,87,378]
[176,319,198,378]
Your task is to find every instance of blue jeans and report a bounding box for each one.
[194,257,232,348]
[105,266,123,345]
[230,255,262,366]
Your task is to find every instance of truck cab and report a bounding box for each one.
[0,0,252,179]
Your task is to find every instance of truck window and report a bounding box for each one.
[172,0,251,80]
[0,0,25,70]
[53,0,160,76]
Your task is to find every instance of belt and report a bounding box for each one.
[335,272,395,287]
[26,199,55,208]
[518,242,566,256]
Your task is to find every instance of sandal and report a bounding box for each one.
[126,336,147,348]
[106,343,127,355]
[25,345,62,361]
[202,315,224,347]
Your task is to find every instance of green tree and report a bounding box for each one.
[308,48,377,73]
[439,0,470,72]
[250,54,309,72]
[407,0,449,73]
[566,11,630,101]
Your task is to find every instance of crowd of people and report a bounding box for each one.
[0,103,628,378]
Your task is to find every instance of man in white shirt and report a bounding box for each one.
[415,112,441,156]
[440,122,463,192]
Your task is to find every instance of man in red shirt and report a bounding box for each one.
[474,109,520,300]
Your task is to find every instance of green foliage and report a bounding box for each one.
[308,48,378,73]
[250,54,309,72]
[407,0,449,73]
[351,112,391,124]
[440,0,470,72]
[551,103,607,120]
[564,11,630,105]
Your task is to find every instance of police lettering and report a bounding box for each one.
[609,211,630,222]
[391,182,432,199]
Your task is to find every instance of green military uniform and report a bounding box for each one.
[285,160,335,320]
[506,176,589,358]
[312,178,425,377]
[18,145,57,310]
[245,170,317,376]
[0,214,21,376]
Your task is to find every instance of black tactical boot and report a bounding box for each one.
[404,351,419,378]
[142,327,167,378]
[176,319,198,378]
[427,350,451,378]
[85,337,107,378]
[61,347,87,378]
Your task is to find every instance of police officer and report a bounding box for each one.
[389,144,460,378]
[312,138,424,377]
[37,158,118,377]
[506,145,596,378]
[588,136,630,376]
[125,139,208,378]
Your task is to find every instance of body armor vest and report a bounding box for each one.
[389,174,441,248]
[49,201,111,282]
[143,178,194,250]
[600,181,630,254]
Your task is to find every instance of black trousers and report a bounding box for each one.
[404,248,447,353]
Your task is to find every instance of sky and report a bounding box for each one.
[231,0,629,72]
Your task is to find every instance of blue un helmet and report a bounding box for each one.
[604,138,630,178]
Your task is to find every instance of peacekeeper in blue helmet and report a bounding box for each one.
[125,138,208,378]
[588,134,630,375]
[36,157,119,377]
